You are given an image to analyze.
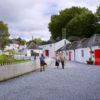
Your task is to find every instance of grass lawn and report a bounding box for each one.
[12,59,31,63]
[0,54,31,66]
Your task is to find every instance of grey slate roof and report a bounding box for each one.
[87,34,100,47]
[56,34,100,51]
[69,41,79,50]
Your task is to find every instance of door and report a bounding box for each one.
[45,50,49,57]
[69,52,71,60]
[94,49,100,65]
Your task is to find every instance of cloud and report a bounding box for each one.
[0,0,99,41]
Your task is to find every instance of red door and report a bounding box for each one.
[69,52,71,60]
[45,50,49,56]
[94,49,100,65]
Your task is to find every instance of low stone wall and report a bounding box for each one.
[0,57,52,82]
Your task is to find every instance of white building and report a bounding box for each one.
[39,39,70,57]
[65,34,100,65]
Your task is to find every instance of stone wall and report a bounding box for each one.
[0,57,51,81]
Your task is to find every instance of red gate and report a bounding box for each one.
[94,49,100,65]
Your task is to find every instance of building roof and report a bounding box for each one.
[69,41,79,50]
[8,39,19,44]
[77,38,90,48]
[69,34,100,50]
[87,34,100,47]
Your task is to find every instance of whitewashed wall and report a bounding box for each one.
[39,39,70,58]
[5,44,19,50]
[75,46,99,63]
[75,48,90,63]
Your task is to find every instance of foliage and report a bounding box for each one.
[4,50,16,56]
[66,12,96,38]
[96,5,100,16]
[0,54,31,65]
[86,58,94,65]
[16,37,26,45]
[27,38,48,45]
[0,21,10,50]
[48,6,98,40]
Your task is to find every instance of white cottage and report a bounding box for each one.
[65,34,100,65]
[39,39,70,58]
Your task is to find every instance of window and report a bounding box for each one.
[81,50,84,57]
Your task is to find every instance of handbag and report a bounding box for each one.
[55,61,59,66]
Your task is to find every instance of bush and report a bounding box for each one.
[86,58,94,65]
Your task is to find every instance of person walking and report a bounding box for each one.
[55,53,60,69]
[40,54,45,72]
[60,52,65,69]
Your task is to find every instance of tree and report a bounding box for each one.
[48,6,96,40]
[66,12,96,38]
[96,5,100,16]
[0,21,10,50]
[16,37,26,45]
[27,38,44,46]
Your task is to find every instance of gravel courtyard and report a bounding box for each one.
[0,61,100,100]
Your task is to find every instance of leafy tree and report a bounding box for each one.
[96,5,100,16]
[48,6,96,40]
[0,21,10,50]
[16,37,26,45]
[27,38,44,46]
[66,12,96,38]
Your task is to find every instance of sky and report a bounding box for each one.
[0,0,100,41]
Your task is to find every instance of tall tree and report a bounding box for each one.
[66,12,96,38]
[0,21,10,50]
[48,6,96,40]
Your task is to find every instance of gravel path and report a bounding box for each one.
[0,61,100,100]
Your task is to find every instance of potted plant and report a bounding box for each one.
[86,58,94,65]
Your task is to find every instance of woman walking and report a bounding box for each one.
[55,53,60,69]
[60,52,65,69]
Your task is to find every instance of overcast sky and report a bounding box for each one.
[0,0,100,41]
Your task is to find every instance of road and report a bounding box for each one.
[0,61,100,100]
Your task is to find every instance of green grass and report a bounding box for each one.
[12,59,31,63]
[0,54,31,66]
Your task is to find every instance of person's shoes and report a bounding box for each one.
[40,68,42,72]
[43,68,45,71]
[62,67,64,69]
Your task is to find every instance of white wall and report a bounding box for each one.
[5,44,19,50]
[65,46,100,64]
[75,48,90,63]
[39,39,70,58]
[74,46,100,63]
